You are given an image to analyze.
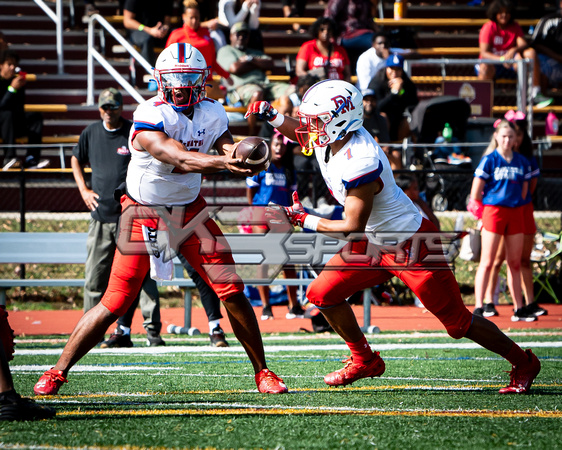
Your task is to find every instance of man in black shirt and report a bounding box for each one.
[532,0,562,89]
[72,88,165,347]
[0,49,48,170]
[123,0,173,67]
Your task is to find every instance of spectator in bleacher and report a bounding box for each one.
[323,0,378,73]
[71,88,165,348]
[166,0,232,100]
[367,53,418,142]
[282,0,307,34]
[217,21,293,135]
[530,0,562,89]
[360,88,400,170]
[295,17,351,82]
[355,32,392,92]
[218,0,263,51]
[477,0,553,108]
[0,49,49,171]
[123,0,173,70]
[0,307,56,421]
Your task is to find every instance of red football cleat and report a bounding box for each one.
[255,369,288,394]
[33,368,68,396]
[324,352,386,387]
[499,349,541,394]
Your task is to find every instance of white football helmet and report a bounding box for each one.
[154,43,210,112]
[296,80,363,152]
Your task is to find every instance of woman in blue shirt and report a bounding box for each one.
[468,119,532,322]
[484,115,547,319]
[246,131,305,321]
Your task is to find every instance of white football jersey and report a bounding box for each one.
[314,127,422,243]
[126,96,229,206]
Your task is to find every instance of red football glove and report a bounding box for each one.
[467,198,483,220]
[281,191,307,228]
[244,101,279,122]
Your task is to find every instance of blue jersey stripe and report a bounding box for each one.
[343,161,383,190]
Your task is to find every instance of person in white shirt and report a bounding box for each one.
[355,32,392,92]
[33,43,288,397]
[244,79,541,394]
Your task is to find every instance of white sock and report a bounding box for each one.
[209,320,220,334]
[118,325,131,335]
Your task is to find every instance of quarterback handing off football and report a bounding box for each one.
[234,137,271,174]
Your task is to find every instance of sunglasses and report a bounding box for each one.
[100,104,120,111]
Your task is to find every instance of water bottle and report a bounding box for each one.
[442,123,453,142]
[394,0,404,20]
[545,112,559,136]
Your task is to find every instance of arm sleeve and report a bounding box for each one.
[247,2,260,29]
[72,128,90,164]
[474,154,492,180]
[222,0,250,26]
[479,21,493,45]
[342,158,383,190]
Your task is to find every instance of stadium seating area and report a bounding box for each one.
[0,0,561,211]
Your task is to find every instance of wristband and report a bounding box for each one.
[7,86,17,94]
[268,114,285,128]
[302,214,321,231]
[138,24,145,31]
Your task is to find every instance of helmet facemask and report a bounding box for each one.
[295,111,334,155]
[156,67,209,112]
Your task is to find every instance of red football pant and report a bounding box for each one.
[101,195,243,317]
[306,219,473,339]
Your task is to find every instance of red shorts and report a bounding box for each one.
[101,195,243,316]
[482,205,524,235]
[522,202,537,235]
[306,219,473,339]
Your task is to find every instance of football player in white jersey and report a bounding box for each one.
[34,44,288,396]
[245,79,540,394]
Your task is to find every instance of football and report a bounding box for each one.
[234,136,271,174]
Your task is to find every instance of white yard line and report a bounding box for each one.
[14,340,562,356]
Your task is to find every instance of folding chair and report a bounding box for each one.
[531,231,562,304]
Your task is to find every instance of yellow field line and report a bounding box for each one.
[56,407,562,419]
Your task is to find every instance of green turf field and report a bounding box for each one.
[4,331,562,449]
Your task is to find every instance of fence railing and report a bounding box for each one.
[86,13,147,106]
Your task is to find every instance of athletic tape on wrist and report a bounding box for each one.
[303,214,321,231]
[269,114,284,128]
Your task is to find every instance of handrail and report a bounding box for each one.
[32,0,70,74]
[86,14,147,106]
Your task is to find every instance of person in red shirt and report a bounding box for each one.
[295,17,351,82]
[477,0,552,108]
[166,0,231,84]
